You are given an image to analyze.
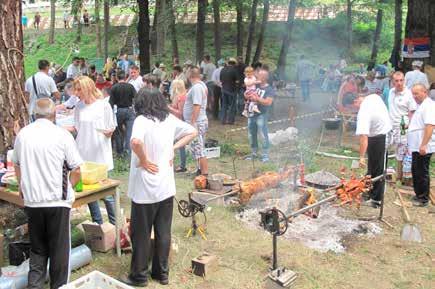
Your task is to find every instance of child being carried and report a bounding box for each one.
[242,66,261,117]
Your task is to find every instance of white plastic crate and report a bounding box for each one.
[204,146,221,159]
[60,271,134,289]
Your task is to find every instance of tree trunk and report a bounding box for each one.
[368,1,384,71]
[48,0,56,44]
[346,0,352,56]
[196,0,207,64]
[168,0,179,60]
[156,0,167,58]
[0,0,28,152]
[138,0,151,74]
[253,0,269,64]
[390,0,402,70]
[104,0,109,59]
[277,0,297,80]
[404,0,430,70]
[245,0,259,65]
[95,0,102,57]
[430,1,435,66]
[236,0,243,58]
[212,0,222,62]
[150,0,160,55]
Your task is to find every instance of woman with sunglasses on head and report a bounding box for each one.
[72,76,117,225]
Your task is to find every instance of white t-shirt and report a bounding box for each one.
[128,114,195,204]
[356,94,392,137]
[25,71,58,116]
[74,99,116,170]
[407,97,435,153]
[128,76,144,92]
[201,62,217,82]
[12,119,83,208]
[388,87,417,127]
[63,95,80,108]
[211,67,223,87]
[404,70,429,89]
[67,64,81,79]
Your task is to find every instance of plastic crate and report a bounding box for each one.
[204,146,221,159]
[60,271,134,289]
[81,162,108,185]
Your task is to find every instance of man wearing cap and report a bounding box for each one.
[354,93,392,208]
[408,84,435,207]
[12,98,83,289]
[405,61,429,89]
[159,64,169,82]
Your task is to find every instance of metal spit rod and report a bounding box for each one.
[204,189,240,203]
[287,174,385,219]
[287,195,337,219]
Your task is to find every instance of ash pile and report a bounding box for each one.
[236,170,382,253]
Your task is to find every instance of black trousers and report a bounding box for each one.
[411,152,432,203]
[25,207,71,289]
[129,196,173,282]
[367,134,387,202]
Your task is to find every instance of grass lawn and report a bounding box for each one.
[68,117,435,289]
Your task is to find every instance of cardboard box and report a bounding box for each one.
[0,234,4,267]
[192,253,218,277]
[82,223,115,252]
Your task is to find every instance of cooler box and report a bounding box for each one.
[60,271,134,289]
[81,162,108,185]
[82,223,115,253]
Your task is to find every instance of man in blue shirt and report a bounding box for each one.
[245,69,276,162]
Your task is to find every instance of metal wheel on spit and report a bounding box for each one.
[178,200,192,217]
[276,209,288,236]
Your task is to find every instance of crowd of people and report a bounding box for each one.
[12,46,435,288]
[16,51,277,288]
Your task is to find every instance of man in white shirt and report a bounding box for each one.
[405,60,430,89]
[183,67,209,176]
[388,71,417,181]
[25,60,61,118]
[12,98,82,289]
[128,65,144,92]
[355,94,392,207]
[66,57,82,79]
[408,84,435,207]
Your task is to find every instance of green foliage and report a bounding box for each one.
[24,26,125,76]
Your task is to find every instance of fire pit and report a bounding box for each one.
[235,170,382,253]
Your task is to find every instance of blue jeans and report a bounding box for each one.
[220,89,237,124]
[237,87,246,114]
[114,107,135,155]
[178,146,186,169]
[300,80,310,101]
[248,113,270,156]
[88,196,116,225]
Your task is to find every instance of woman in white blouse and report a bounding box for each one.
[72,76,116,224]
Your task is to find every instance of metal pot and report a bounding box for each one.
[323,118,341,130]
[208,178,223,191]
